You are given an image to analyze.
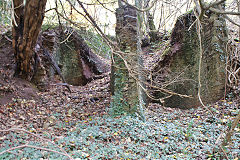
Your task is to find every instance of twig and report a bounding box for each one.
[120,0,158,12]
[0,144,72,159]
[76,0,117,49]
[223,14,240,27]
[0,128,74,160]
[4,35,12,42]
[81,0,116,6]
[59,29,74,44]
[96,0,115,13]
[113,50,193,99]
[207,0,226,9]
[219,145,230,160]
[194,9,214,116]
[222,111,240,146]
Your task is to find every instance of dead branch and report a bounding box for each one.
[0,144,73,159]
[0,128,74,160]
[95,0,115,13]
[81,0,116,6]
[194,8,214,116]
[76,0,117,49]
[120,0,158,12]
[113,50,193,99]
[42,47,71,93]
[209,8,240,15]
[222,111,240,146]
[223,14,240,27]
[60,0,195,101]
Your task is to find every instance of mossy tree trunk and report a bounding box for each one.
[12,0,47,81]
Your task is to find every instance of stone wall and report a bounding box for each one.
[32,27,110,87]
[115,5,138,51]
[111,5,142,114]
[153,9,228,108]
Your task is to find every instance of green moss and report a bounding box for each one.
[79,29,112,59]
[58,39,84,86]
[41,24,59,32]
[161,46,171,58]
[155,10,227,108]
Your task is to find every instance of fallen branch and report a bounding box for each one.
[222,111,240,146]
[0,144,72,159]
[42,47,71,93]
[219,145,230,160]
[0,128,74,160]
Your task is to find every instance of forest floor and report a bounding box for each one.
[0,32,239,159]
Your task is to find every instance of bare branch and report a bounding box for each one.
[75,0,118,49]
[0,144,73,159]
[207,0,226,10]
[223,14,240,27]
[193,0,201,14]
[96,0,115,13]
[193,8,214,116]
[0,128,74,160]
[113,50,193,99]
[120,0,158,12]
[209,8,240,15]
[81,0,116,6]
[222,111,240,146]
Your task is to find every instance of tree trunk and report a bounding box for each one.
[143,0,158,42]
[136,0,147,120]
[238,0,240,40]
[12,0,47,80]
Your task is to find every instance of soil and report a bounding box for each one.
[0,31,110,132]
[0,35,39,106]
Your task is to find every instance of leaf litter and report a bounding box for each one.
[0,37,239,159]
[0,72,239,159]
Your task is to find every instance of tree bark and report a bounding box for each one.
[144,0,158,42]
[136,0,147,121]
[12,0,47,80]
[238,0,240,40]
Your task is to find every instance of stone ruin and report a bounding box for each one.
[32,27,110,90]
[152,9,228,108]
[111,5,148,114]
[115,5,138,52]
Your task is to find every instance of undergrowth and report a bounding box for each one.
[0,110,239,159]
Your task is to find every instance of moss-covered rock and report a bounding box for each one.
[58,40,85,86]
[153,9,227,109]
